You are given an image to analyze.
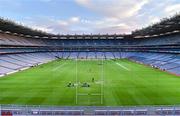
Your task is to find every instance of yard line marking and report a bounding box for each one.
[53,62,66,71]
[115,62,130,71]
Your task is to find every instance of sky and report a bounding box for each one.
[0,0,180,34]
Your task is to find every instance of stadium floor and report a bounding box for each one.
[0,59,180,106]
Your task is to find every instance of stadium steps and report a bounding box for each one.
[6,55,33,66]
[0,56,26,67]
[0,64,16,70]
[0,62,20,70]
[166,65,180,70]
[0,66,15,75]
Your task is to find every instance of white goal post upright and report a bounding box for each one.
[100,54,104,104]
[75,56,104,105]
[75,57,78,104]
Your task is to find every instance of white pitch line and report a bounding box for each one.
[53,63,66,71]
[115,62,130,71]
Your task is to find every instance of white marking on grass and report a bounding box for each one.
[53,63,66,71]
[78,93,89,96]
[91,93,102,96]
[115,62,130,71]
[95,81,103,84]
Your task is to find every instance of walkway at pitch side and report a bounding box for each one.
[1,104,180,115]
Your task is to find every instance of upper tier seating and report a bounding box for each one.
[0,33,44,46]
[1,33,180,47]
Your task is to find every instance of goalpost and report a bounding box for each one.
[75,56,104,105]
[101,57,104,104]
[75,57,78,104]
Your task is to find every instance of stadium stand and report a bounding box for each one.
[0,25,179,76]
[0,28,180,75]
[0,52,56,76]
[0,13,180,115]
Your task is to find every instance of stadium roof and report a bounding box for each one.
[132,13,180,37]
[0,18,54,37]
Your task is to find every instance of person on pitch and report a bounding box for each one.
[92,77,95,82]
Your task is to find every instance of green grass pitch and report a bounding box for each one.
[0,59,180,106]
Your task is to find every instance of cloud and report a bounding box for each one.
[75,0,149,18]
[165,4,180,15]
[22,16,83,34]
[31,25,53,33]
[16,0,180,34]
[74,0,180,34]
[70,17,80,23]
[74,0,164,34]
